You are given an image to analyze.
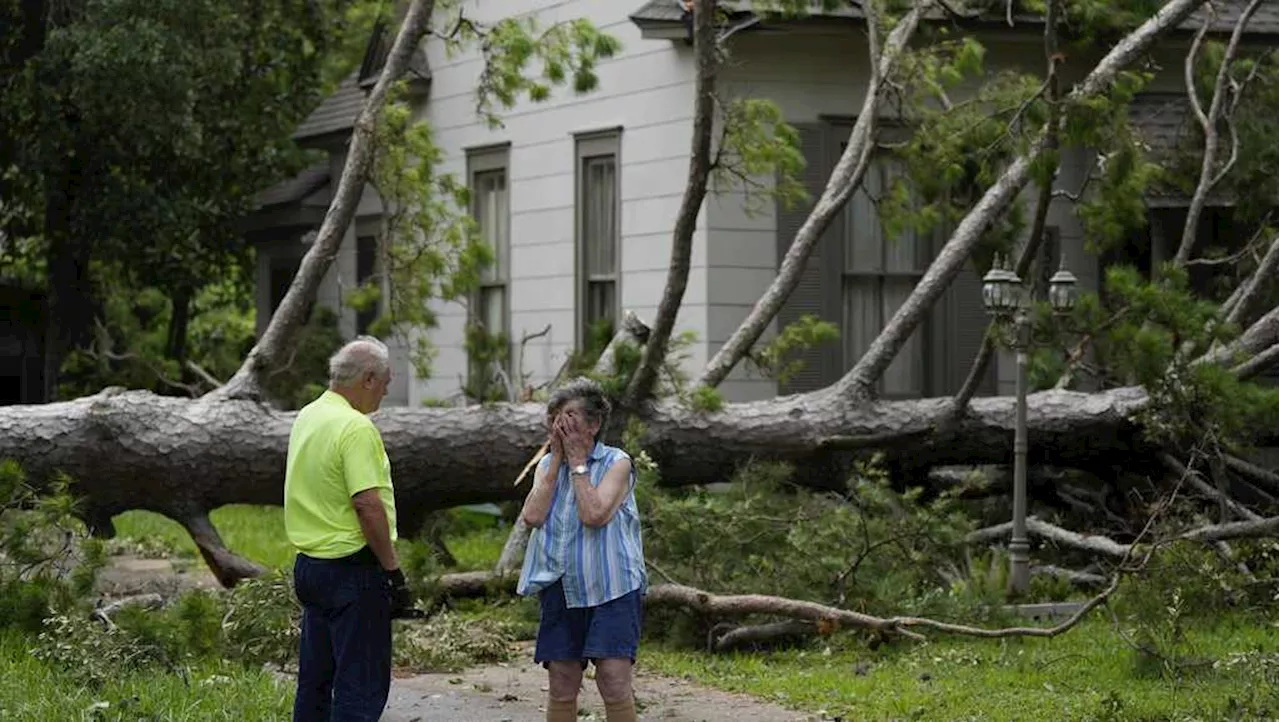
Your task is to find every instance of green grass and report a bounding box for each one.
[113,505,295,570]
[111,505,511,574]
[0,629,292,721]
[642,615,1278,721]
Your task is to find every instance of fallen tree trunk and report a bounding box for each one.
[4,377,1275,586]
[0,385,1161,527]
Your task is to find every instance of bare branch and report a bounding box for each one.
[622,0,718,406]
[1223,453,1279,490]
[1159,452,1262,522]
[1197,306,1279,367]
[1224,235,1279,329]
[695,0,930,391]
[1172,0,1264,266]
[1231,344,1278,380]
[213,0,437,401]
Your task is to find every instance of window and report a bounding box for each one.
[841,156,930,398]
[576,131,620,346]
[355,232,380,335]
[468,147,511,388]
[269,255,302,315]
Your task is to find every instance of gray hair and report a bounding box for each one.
[328,336,391,387]
[546,377,612,439]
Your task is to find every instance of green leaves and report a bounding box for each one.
[441,12,622,128]
[712,98,808,215]
[357,11,622,379]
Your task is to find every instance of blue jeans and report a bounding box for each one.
[292,549,392,722]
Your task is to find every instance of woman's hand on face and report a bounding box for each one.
[548,414,566,457]
[561,414,594,465]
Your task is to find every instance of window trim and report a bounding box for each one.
[466,144,512,391]
[574,129,622,349]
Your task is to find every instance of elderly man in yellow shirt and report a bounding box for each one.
[284,336,413,722]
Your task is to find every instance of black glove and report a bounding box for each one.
[385,568,422,619]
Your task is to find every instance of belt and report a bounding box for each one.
[299,545,379,567]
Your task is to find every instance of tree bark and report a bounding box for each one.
[693,0,927,391]
[623,0,717,406]
[9,381,1270,584]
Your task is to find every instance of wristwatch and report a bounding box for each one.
[571,463,589,476]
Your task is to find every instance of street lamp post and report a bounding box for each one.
[981,253,1077,597]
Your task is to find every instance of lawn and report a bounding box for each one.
[643,616,1278,721]
[103,505,1278,721]
[111,504,509,572]
[0,630,293,721]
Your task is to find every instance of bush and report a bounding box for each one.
[638,459,994,647]
[0,462,105,634]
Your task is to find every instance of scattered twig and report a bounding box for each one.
[92,593,165,629]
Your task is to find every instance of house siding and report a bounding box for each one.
[410,0,703,405]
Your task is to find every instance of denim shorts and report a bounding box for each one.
[534,579,643,668]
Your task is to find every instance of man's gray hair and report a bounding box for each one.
[547,376,611,439]
[328,336,391,387]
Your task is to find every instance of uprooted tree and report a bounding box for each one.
[0,0,1275,611]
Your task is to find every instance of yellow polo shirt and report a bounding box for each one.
[284,390,397,558]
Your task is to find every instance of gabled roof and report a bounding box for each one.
[630,0,1279,37]
[253,161,330,210]
[293,72,365,142]
[292,19,432,144]
[1127,93,1235,207]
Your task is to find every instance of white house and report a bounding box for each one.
[243,0,1278,408]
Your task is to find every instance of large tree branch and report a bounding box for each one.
[967,515,1279,557]
[1231,344,1278,381]
[1223,235,1278,329]
[623,0,718,406]
[693,0,928,391]
[837,0,1213,400]
[1172,0,1264,266]
[1197,306,1278,367]
[212,0,436,401]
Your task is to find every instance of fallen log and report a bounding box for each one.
[0,380,1195,588]
[424,573,1123,642]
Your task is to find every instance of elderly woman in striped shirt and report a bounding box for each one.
[517,376,647,722]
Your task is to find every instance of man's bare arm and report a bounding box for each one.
[520,452,561,528]
[352,489,400,571]
[572,458,632,528]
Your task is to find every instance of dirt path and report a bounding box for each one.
[383,642,817,722]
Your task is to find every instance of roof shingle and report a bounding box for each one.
[293,72,366,142]
[253,161,330,210]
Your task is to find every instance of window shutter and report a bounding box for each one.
[776,124,840,396]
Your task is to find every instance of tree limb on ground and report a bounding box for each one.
[965,514,1278,558]
[429,570,1122,643]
